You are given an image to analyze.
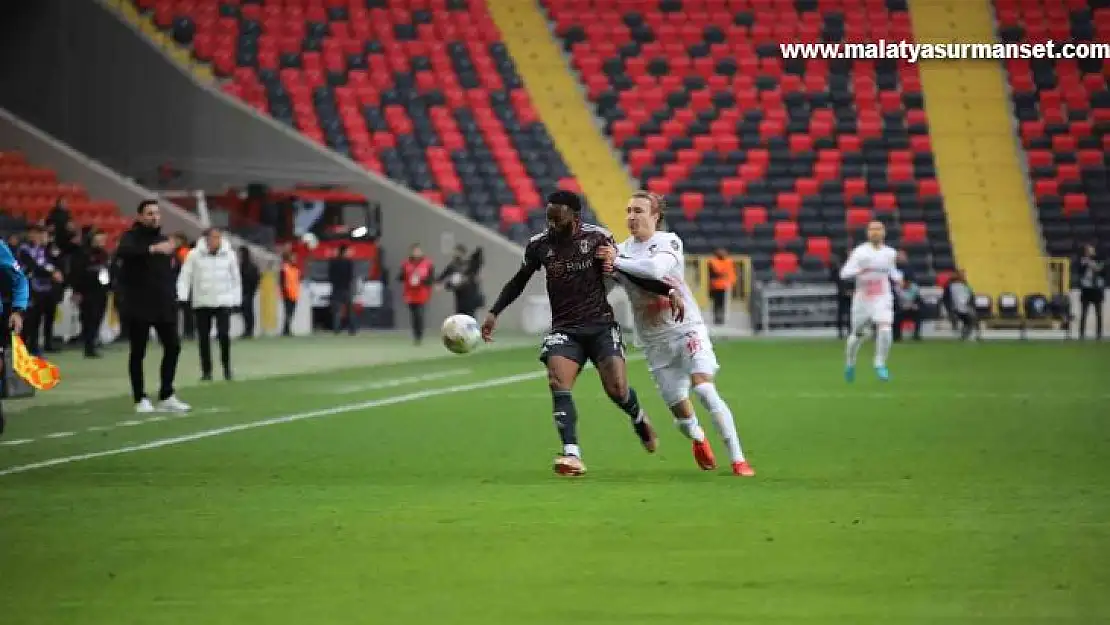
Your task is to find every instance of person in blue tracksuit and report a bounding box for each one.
[0,239,30,438]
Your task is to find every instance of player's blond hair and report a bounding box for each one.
[630,190,667,230]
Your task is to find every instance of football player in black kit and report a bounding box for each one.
[481,191,684,477]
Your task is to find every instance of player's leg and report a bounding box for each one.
[844,302,869,382]
[684,328,753,476]
[651,357,713,469]
[592,326,657,452]
[873,306,894,381]
[540,332,587,475]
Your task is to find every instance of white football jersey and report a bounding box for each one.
[841,243,903,304]
[616,231,704,342]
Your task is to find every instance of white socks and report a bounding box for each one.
[674,416,706,442]
[846,331,864,367]
[563,444,581,458]
[692,383,745,462]
[875,326,893,367]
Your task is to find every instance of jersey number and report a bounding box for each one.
[684,331,702,357]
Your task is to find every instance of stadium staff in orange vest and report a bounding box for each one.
[399,244,434,345]
[706,248,736,325]
[280,250,301,337]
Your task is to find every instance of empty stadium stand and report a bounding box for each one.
[542,0,955,284]
[133,0,593,245]
[995,0,1110,280]
[0,151,130,243]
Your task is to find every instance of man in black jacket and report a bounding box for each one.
[237,246,260,338]
[70,230,112,358]
[436,244,484,317]
[115,200,191,413]
[327,244,357,335]
[1077,243,1105,340]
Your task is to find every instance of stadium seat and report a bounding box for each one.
[131,0,592,245]
[974,294,994,320]
[0,151,129,245]
[543,0,953,284]
[996,292,1021,319]
[997,0,1109,278]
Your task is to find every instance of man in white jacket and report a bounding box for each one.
[177,228,242,381]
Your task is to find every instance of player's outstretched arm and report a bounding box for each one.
[482,262,537,341]
[612,251,679,281]
[618,270,675,296]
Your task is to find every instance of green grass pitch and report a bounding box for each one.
[1,339,1108,624]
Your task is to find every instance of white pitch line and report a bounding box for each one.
[0,439,34,446]
[0,370,550,478]
[44,431,75,439]
[330,369,471,394]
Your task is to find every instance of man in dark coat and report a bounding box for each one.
[237,246,261,338]
[327,244,357,334]
[70,230,112,358]
[115,200,190,413]
[437,244,484,317]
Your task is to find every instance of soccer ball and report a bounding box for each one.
[441,314,481,355]
[300,232,319,250]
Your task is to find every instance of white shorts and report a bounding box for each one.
[851,298,894,332]
[641,325,719,406]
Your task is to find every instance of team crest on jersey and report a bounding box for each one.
[671,239,680,250]
[648,244,657,253]
[578,240,590,254]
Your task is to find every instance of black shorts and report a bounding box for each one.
[539,323,625,367]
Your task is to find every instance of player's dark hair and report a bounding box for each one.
[136,199,159,214]
[547,190,582,213]
[632,190,667,230]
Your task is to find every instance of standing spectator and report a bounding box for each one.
[42,225,69,352]
[327,244,357,335]
[893,277,923,341]
[116,200,190,413]
[437,244,484,317]
[17,224,64,355]
[706,248,735,325]
[279,249,301,337]
[71,230,112,358]
[46,199,70,234]
[237,246,260,338]
[177,228,241,381]
[399,244,434,345]
[943,269,979,341]
[0,238,29,438]
[830,253,853,338]
[1077,243,1105,340]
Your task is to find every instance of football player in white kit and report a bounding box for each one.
[596,191,754,477]
[839,220,904,382]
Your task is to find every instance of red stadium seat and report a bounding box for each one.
[901,222,927,244]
